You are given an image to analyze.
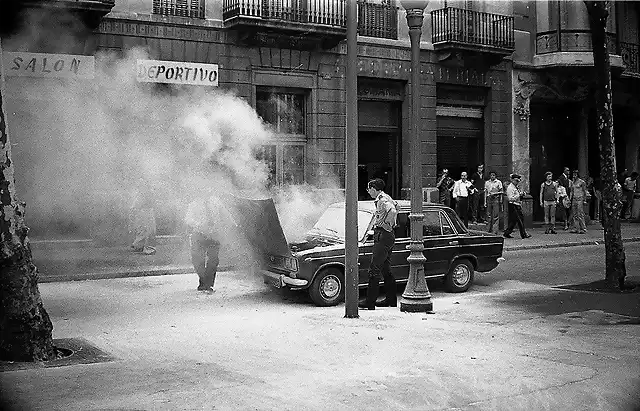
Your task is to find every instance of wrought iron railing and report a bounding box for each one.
[358,0,397,40]
[619,41,639,74]
[222,0,346,28]
[153,0,205,18]
[431,7,514,50]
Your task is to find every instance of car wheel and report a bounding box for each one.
[309,268,345,307]
[445,259,474,293]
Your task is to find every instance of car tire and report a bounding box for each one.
[445,259,474,293]
[309,268,345,307]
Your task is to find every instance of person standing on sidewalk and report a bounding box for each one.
[558,166,572,230]
[503,173,531,239]
[570,170,588,234]
[129,178,157,255]
[436,168,454,208]
[539,171,559,234]
[185,194,224,294]
[484,171,503,234]
[470,164,486,224]
[452,171,473,228]
[621,171,638,219]
[359,178,398,310]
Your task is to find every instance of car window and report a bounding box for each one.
[445,209,467,234]
[423,211,442,236]
[440,211,455,235]
[394,212,409,239]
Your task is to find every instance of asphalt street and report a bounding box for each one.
[1,242,639,410]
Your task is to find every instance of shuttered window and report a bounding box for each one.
[153,0,205,19]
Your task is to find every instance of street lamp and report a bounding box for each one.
[399,0,433,313]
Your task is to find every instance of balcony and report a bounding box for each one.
[222,0,347,49]
[17,0,115,28]
[358,0,398,40]
[431,7,514,66]
[153,0,205,19]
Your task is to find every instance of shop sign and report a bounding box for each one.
[3,52,94,79]
[136,59,218,86]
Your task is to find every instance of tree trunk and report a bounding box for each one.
[0,40,56,361]
[585,1,626,289]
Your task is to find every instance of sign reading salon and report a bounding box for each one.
[136,59,218,86]
[3,52,95,79]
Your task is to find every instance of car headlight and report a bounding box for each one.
[284,256,299,273]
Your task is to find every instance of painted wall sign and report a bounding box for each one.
[136,59,218,86]
[3,52,95,79]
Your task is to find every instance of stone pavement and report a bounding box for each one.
[32,221,640,283]
[1,269,639,410]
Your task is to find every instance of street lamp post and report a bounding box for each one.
[399,0,433,313]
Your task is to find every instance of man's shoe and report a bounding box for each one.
[503,233,513,238]
[544,228,549,234]
[375,299,397,307]
[358,301,375,310]
[522,234,532,239]
[550,229,557,234]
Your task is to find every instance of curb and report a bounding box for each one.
[504,236,640,251]
[38,238,640,283]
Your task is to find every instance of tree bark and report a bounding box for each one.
[585,0,626,289]
[0,40,56,361]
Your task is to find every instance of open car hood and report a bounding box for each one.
[226,194,293,259]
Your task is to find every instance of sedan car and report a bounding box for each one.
[258,200,504,307]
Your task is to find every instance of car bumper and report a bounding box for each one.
[261,270,309,289]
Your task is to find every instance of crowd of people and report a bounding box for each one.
[436,164,640,239]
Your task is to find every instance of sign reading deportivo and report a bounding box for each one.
[136,59,218,86]
[4,52,94,79]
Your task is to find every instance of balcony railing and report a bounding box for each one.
[222,0,346,28]
[431,7,515,51]
[618,42,639,75]
[358,0,397,40]
[153,0,205,19]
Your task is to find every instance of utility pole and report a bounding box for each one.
[344,0,359,318]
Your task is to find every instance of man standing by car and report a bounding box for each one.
[470,164,486,224]
[436,168,454,208]
[359,178,398,310]
[185,194,225,294]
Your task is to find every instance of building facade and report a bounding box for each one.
[2,0,637,239]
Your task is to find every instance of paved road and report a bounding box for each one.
[477,242,640,288]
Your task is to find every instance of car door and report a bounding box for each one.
[421,209,456,276]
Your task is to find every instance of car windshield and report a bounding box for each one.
[308,206,373,241]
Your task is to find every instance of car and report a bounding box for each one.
[256,200,505,307]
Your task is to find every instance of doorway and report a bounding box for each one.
[358,131,400,200]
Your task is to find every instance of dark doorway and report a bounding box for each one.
[436,116,484,180]
[529,102,581,221]
[358,131,400,200]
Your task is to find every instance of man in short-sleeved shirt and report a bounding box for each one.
[359,178,398,310]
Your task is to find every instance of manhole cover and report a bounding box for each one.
[0,337,115,372]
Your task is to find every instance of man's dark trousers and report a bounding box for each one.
[365,228,396,308]
[190,232,220,289]
[504,203,527,238]
[456,196,469,227]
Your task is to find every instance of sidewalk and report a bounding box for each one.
[1,270,639,410]
[31,221,640,283]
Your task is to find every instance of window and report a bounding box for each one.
[394,213,409,239]
[153,0,205,19]
[423,211,443,236]
[440,212,455,235]
[255,88,308,186]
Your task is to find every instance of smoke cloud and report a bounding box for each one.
[4,28,344,249]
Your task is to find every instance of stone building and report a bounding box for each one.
[1,0,638,238]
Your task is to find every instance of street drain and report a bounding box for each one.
[0,337,115,372]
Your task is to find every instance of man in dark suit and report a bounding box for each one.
[470,164,486,223]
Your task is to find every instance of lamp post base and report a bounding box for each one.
[400,297,433,312]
